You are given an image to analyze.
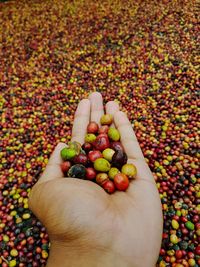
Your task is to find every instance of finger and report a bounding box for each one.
[105,101,119,127]
[114,111,155,183]
[126,159,160,207]
[71,99,90,144]
[38,142,67,184]
[89,92,104,126]
[114,111,145,160]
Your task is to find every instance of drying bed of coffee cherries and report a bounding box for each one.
[0,0,199,266]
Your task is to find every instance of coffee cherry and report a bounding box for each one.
[110,141,124,152]
[112,150,127,169]
[67,164,86,179]
[94,158,111,172]
[60,148,76,161]
[85,133,97,143]
[108,127,120,141]
[102,180,115,194]
[121,163,137,179]
[68,141,82,155]
[85,167,97,180]
[82,142,93,153]
[87,121,99,134]
[114,173,129,191]
[108,167,120,180]
[60,161,71,173]
[100,114,113,125]
[102,148,115,162]
[73,154,88,165]
[175,250,183,259]
[88,150,102,162]
[93,134,110,151]
[96,173,109,185]
[99,125,109,134]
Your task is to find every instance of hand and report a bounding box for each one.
[28,92,163,267]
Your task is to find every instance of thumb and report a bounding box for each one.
[37,142,67,185]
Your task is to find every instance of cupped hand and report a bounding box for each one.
[28,92,163,267]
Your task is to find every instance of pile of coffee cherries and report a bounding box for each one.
[60,114,137,193]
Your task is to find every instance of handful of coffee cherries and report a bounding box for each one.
[60,114,137,193]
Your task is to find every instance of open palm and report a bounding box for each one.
[29,92,163,267]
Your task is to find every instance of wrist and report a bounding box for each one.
[46,242,156,267]
[46,241,98,267]
[46,241,133,267]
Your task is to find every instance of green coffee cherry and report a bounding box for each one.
[61,148,76,161]
[170,234,179,244]
[171,219,179,230]
[121,163,137,179]
[102,148,115,162]
[100,114,113,125]
[108,127,120,141]
[94,158,111,172]
[68,141,81,155]
[108,167,120,180]
[185,221,194,230]
[85,133,96,143]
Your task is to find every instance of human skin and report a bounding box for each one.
[28,92,163,267]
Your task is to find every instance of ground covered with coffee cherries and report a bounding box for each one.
[0,0,199,266]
